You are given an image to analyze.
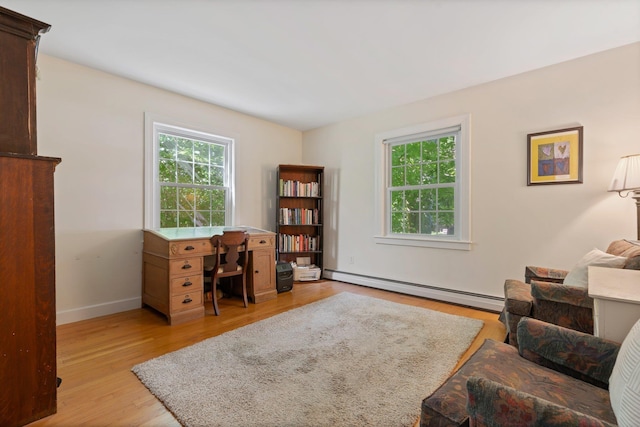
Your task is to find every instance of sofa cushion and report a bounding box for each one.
[606,239,640,270]
[420,339,616,426]
[503,279,532,316]
[466,376,616,427]
[563,248,626,288]
[609,318,640,427]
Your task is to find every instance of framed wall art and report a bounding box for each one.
[527,126,583,185]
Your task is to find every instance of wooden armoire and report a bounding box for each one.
[0,6,61,426]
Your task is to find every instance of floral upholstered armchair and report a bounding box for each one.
[502,239,640,346]
[421,317,640,427]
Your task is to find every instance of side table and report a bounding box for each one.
[588,266,640,343]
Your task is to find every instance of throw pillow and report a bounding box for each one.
[609,318,640,427]
[562,248,627,288]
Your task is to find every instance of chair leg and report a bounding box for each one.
[241,275,248,308]
[212,277,220,316]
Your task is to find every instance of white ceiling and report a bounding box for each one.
[4,1,640,131]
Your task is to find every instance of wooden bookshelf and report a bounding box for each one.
[276,165,324,275]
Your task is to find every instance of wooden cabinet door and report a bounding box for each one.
[248,249,276,303]
[0,155,59,426]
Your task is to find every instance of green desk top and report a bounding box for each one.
[144,226,272,241]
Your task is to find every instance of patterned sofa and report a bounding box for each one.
[502,239,640,347]
[421,317,640,426]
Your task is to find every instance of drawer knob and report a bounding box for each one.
[182,297,192,304]
[185,245,195,251]
[182,263,192,269]
[259,240,266,244]
[183,281,192,287]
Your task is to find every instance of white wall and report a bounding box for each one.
[37,43,640,323]
[303,43,640,309]
[35,55,302,324]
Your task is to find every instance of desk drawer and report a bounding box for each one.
[170,291,203,313]
[169,257,203,276]
[170,240,213,256]
[248,234,275,249]
[170,274,203,294]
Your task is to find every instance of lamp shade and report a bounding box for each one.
[608,154,640,192]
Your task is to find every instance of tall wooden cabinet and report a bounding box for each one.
[276,165,324,274]
[0,6,60,427]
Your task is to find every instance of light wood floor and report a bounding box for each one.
[28,281,505,426]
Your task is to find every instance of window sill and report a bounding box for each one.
[374,235,471,251]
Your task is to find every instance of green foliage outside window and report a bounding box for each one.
[158,133,227,228]
[390,135,456,235]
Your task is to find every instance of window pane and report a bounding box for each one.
[438,212,454,235]
[391,212,405,233]
[421,188,436,210]
[438,187,454,210]
[211,144,225,166]
[178,187,195,211]
[211,189,226,210]
[193,141,209,164]
[159,134,176,159]
[406,190,419,211]
[195,211,211,227]
[421,162,437,184]
[439,136,455,160]
[422,139,438,162]
[178,211,195,227]
[160,186,177,209]
[421,212,436,234]
[160,211,177,228]
[194,163,209,185]
[391,145,405,167]
[391,166,405,187]
[406,212,419,233]
[405,142,420,165]
[439,160,456,183]
[176,139,193,162]
[159,159,176,183]
[195,188,211,210]
[406,164,421,185]
[177,161,193,184]
[210,165,224,186]
[211,211,225,226]
[391,190,404,211]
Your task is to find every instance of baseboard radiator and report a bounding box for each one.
[323,269,504,313]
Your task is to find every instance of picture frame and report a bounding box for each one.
[527,126,583,185]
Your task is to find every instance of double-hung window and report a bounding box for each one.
[374,114,470,250]
[145,116,234,229]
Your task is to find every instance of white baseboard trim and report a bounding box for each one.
[56,297,142,325]
[324,270,504,312]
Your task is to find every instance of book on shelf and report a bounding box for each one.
[278,208,319,225]
[277,233,320,252]
[279,179,320,197]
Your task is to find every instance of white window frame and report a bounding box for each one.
[374,114,471,250]
[144,113,235,229]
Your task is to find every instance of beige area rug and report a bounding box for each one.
[132,292,483,427]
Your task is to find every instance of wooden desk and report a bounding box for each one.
[588,266,640,343]
[143,226,276,325]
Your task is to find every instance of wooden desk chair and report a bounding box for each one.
[204,230,250,316]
